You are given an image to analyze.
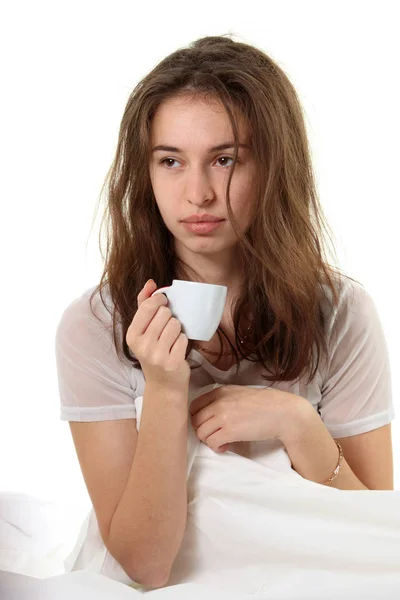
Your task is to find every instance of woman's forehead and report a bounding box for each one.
[150,96,249,147]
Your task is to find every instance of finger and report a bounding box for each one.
[137,279,158,307]
[189,392,216,415]
[169,331,188,359]
[149,311,182,350]
[159,316,189,356]
[196,418,220,443]
[204,429,229,453]
[191,405,215,430]
[216,443,231,453]
[133,288,168,337]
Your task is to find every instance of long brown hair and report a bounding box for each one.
[88,34,357,385]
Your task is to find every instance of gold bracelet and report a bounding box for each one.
[321,440,344,485]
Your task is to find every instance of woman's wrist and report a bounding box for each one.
[276,395,345,486]
[274,392,314,444]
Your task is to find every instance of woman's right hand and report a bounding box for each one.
[126,279,191,388]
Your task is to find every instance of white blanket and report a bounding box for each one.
[164,440,400,598]
[1,383,400,599]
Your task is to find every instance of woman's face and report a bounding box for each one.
[148,94,257,257]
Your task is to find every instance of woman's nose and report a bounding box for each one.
[185,167,216,205]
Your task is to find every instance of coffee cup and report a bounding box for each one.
[151,279,227,341]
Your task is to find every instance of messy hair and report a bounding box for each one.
[89,33,356,385]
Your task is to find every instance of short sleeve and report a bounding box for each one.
[55,287,137,422]
[318,278,396,438]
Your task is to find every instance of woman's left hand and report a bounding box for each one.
[189,384,306,453]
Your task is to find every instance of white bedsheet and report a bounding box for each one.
[1,485,400,599]
[1,471,400,600]
[2,568,400,600]
[165,441,400,597]
[1,383,400,598]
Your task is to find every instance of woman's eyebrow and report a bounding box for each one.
[152,142,250,153]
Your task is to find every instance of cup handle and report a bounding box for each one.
[151,286,170,297]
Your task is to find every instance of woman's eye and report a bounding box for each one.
[216,156,234,167]
[160,158,180,168]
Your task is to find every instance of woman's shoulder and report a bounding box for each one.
[55,283,140,421]
[320,272,377,337]
[56,283,119,336]
[55,282,127,359]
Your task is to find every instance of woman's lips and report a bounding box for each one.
[181,220,225,234]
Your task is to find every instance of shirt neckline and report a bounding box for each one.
[189,348,249,377]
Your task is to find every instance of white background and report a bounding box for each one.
[1,0,398,521]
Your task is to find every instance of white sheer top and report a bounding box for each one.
[55,275,395,439]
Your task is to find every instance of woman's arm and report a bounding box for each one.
[108,381,189,585]
[189,385,394,490]
[280,395,394,490]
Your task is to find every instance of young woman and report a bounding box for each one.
[55,35,397,596]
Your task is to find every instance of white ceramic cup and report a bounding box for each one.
[151,279,228,341]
